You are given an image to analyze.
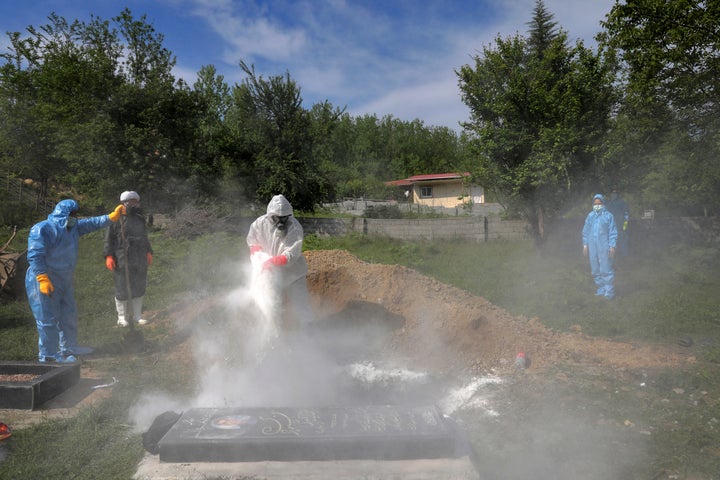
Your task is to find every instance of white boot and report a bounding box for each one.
[132,296,148,325]
[115,297,128,327]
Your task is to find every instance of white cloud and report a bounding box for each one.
[354,75,468,129]
[187,0,308,62]
[180,0,616,129]
[172,64,200,85]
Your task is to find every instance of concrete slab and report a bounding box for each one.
[159,405,457,463]
[134,453,481,480]
[0,366,114,428]
[0,361,80,409]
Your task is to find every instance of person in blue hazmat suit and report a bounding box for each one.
[25,199,125,362]
[606,189,630,258]
[104,191,153,327]
[246,194,314,328]
[582,194,618,299]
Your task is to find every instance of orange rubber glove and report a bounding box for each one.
[105,256,116,271]
[108,204,125,222]
[262,255,287,271]
[147,252,153,266]
[249,245,263,254]
[36,273,54,295]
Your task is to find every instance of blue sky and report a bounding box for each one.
[0,0,616,131]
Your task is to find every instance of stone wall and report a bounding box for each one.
[297,216,530,242]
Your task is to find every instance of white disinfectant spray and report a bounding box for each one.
[248,251,281,358]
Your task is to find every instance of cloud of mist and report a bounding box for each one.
[128,246,511,434]
[129,253,347,431]
[127,237,648,477]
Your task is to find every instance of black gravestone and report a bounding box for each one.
[158,405,459,462]
[0,361,81,409]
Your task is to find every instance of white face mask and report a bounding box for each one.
[593,204,603,213]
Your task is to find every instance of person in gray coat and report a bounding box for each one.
[104,191,153,326]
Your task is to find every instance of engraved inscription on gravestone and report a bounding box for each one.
[159,405,459,462]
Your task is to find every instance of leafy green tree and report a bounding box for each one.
[308,100,346,198]
[0,52,53,200]
[0,14,121,204]
[458,0,616,240]
[228,61,332,211]
[600,0,720,215]
[187,65,235,200]
[106,9,205,211]
[0,9,202,213]
[316,112,466,200]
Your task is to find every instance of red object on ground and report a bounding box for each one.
[0,422,11,440]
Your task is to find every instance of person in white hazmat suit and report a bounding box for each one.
[246,194,314,330]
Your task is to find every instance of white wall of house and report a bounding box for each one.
[412,181,485,207]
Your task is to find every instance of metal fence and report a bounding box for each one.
[1,176,54,225]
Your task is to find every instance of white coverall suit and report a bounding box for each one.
[246,195,314,328]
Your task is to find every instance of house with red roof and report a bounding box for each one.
[385,172,484,209]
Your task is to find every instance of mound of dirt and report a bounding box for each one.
[305,250,694,375]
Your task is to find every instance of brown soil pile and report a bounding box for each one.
[305,250,694,376]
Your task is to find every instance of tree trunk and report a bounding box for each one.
[528,204,546,248]
[537,205,545,240]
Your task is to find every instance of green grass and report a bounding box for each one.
[1,227,719,478]
[3,394,143,478]
[303,232,720,477]
[305,232,720,347]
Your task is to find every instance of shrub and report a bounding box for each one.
[363,204,403,218]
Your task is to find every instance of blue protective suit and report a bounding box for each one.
[25,199,113,361]
[582,195,618,298]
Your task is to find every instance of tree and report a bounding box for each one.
[0,9,200,212]
[458,0,617,241]
[188,65,236,199]
[0,13,122,205]
[308,100,346,198]
[228,61,332,211]
[600,0,720,215]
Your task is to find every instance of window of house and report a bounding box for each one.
[420,186,433,198]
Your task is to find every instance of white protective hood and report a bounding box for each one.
[266,194,293,217]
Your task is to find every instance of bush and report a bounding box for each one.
[363,204,403,218]
[0,200,40,227]
[160,204,232,239]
